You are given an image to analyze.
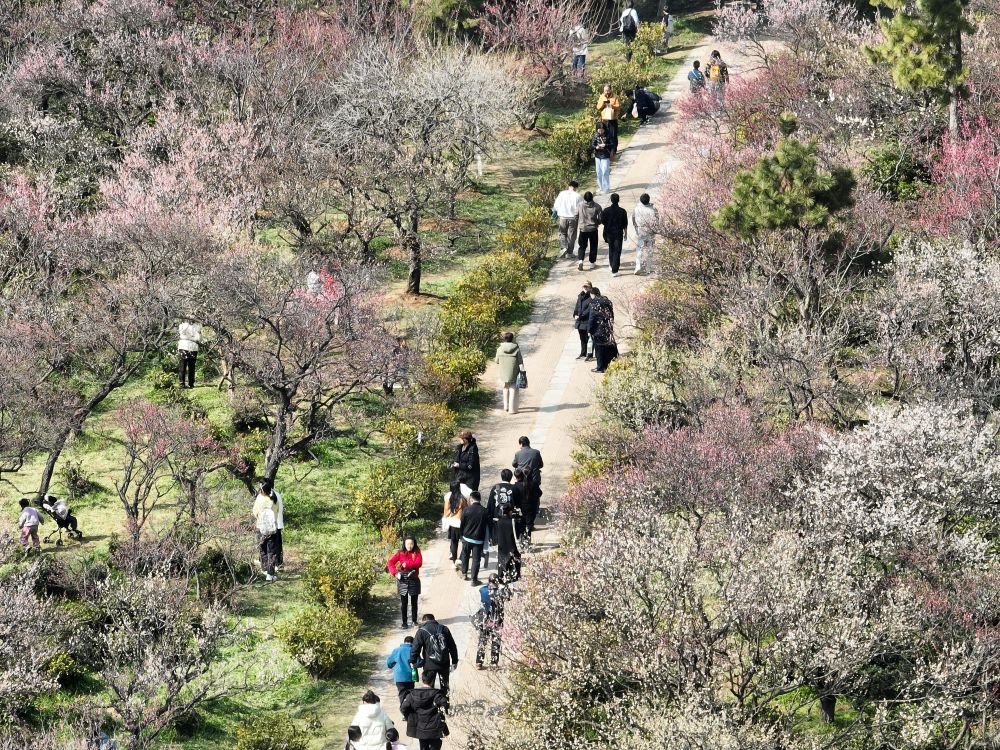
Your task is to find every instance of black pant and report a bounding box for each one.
[258,533,276,575]
[178,350,197,388]
[498,552,521,582]
[577,327,590,356]
[461,541,484,581]
[603,118,619,152]
[274,528,283,566]
[595,342,618,372]
[419,740,443,750]
[400,593,418,625]
[447,527,461,561]
[607,234,624,273]
[395,681,414,709]
[522,501,539,534]
[477,628,502,666]
[423,666,451,699]
[578,230,598,263]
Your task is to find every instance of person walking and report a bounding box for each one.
[475,574,511,670]
[177,320,202,388]
[258,478,285,568]
[495,332,526,415]
[495,504,523,582]
[592,124,612,195]
[707,50,730,103]
[409,613,459,700]
[571,23,590,79]
[487,468,524,523]
[442,477,470,568]
[552,179,583,259]
[388,536,423,629]
[577,192,602,272]
[633,192,659,275]
[252,489,278,581]
[451,429,480,490]
[660,9,674,52]
[459,491,489,585]
[620,0,640,60]
[400,672,449,750]
[17,498,41,551]
[386,636,423,709]
[601,193,628,277]
[512,437,544,536]
[596,85,621,155]
[588,287,617,373]
[688,60,707,94]
[350,691,394,750]
[573,280,594,359]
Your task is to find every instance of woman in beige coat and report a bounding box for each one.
[495,332,526,414]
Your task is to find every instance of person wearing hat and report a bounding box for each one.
[573,281,594,360]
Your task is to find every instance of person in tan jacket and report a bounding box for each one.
[596,85,621,155]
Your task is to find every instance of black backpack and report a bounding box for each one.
[622,12,636,34]
[425,626,449,663]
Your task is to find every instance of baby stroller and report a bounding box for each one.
[41,495,83,546]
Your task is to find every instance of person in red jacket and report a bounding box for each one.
[388,536,424,628]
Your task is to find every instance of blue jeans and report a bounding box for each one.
[595,157,610,193]
[572,54,586,71]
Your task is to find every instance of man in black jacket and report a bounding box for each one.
[573,280,593,359]
[459,491,489,585]
[600,193,628,276]
[512,437,544,535]
[409,613,459,700]
[588,287,617,373]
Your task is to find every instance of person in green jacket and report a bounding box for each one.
[495,332,526,415]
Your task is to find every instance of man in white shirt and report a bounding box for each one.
[632,192,660,275]
[552,180,584,259]
[620,0,640,58]
[177,320,202,388]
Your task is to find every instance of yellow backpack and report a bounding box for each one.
[709,63,723,81]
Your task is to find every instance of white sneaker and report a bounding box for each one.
[578,261,584,270]
[265,574,276,582]
[612,272,619,277]
[590,263,597,270]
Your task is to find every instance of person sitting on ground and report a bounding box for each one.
[349,690,394,750]
[17,498,41,551]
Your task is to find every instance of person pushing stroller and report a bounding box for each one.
[41,494,83,546]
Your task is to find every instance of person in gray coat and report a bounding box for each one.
[495,332,526,414]
[576,192,603,271]
[512,436,544,536]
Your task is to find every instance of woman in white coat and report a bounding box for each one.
[350,691,394,750]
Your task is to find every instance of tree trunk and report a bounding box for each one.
[948,28,962,137]
[263,397,291,483]
[36,430,71,501]
[405,211,421,295]
[819,695,836,723]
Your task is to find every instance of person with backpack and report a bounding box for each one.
[688,60,707,94]
[387,635,424,709]
[450,429,480,490]
[17,498,41,551]
[570,23,590,79]
[592,124,612,195]
[409,613,459,700]
[600,193,628,277]
[442,476,470,568]
[459,491,489,585]
[400,672,449,750]
[588,287,617,373]
[574,280,595,359]
[388,536,423,629]
[552,179,583,259]
[707,50,730,103]
[632,192,659,275]
[349,691,394,750]
[252,490,279,582]
[596,85,621,155]
[576,191,603,272]
[475,574,512,669]
[620,1,640,60]
[495,331,526,415]
[259,478,285,568]
[512,437,544,536]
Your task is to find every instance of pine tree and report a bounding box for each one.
[867,0,974,135]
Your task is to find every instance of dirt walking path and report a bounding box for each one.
[357,39,744,746]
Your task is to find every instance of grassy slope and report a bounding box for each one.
[4,19,708,749]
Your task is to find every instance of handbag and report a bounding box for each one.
[516,371,528,389]
[632,102,639,118]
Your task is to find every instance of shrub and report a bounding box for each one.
[497,207,552,266]
[455,250,530,318]
[60,460,98,501]
[438,299,501,353]
[151,370,177,391]
[631,23,661,58]
[595,345,689,431]
[427,346,488,391]
[354,457,442,539]
[304,544,383,611]
[384,402,458,463]
[547,115,595,172]
[527,169,566,209]
[235,713,309,750]
[589,51,652,104]
[278,605,361,679]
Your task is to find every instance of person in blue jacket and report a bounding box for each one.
[386,636,423,709]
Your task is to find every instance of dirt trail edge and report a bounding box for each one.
[358,40,741,747]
